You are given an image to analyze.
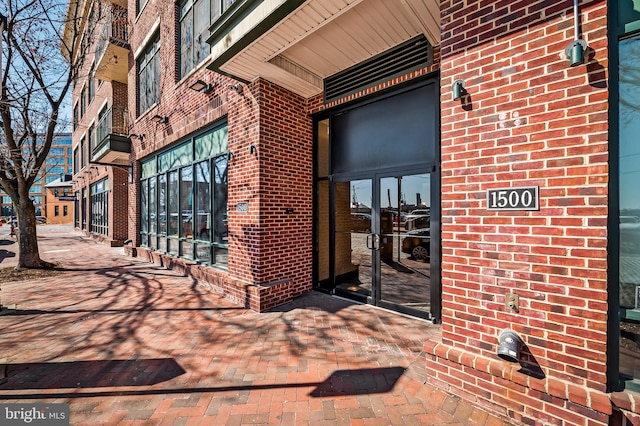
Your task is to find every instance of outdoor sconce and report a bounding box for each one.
[248,144,257,155]
[128,133,144,140]
[228,83,244,95]
[189,79,215,93]
[565,39,588,67]
[566,0,588,67]
[228,150,235,162]
[452,79,466,101]
[151,114,168,124]
[497,330,523,363]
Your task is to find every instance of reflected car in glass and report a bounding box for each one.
[401,228,430,261]
[405,214,430,231]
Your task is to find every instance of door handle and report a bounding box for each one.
[366,234,382,250]
[366,234,381,250]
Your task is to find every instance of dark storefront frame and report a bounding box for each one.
[609,0,640,392]
[313,77,442,321]
[90,178,109,236]
[139,122,229,269]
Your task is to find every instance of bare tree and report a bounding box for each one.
[0,0,90,269]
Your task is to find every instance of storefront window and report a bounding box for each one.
[620,35,640,382]
[614,3,640,388]
[157,175,167,236]
[141,179,148,246]
[149,177,157,235]
[140,123,228,268]
[168,171,179,238]
[90,179,109,236]
[213,156,228,265]
[181,166,194,258]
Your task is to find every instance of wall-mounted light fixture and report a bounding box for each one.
[228,83,244,95]
[452,79,466,101]
[497,330,523,363]
[248,144,257,155]
[128,163,134,184]
[565,0,589,67]
[228,150,235,162]
[151,114,168,124]
[189,79,215,93]
[565,39,588,67]
[128,133,144,140]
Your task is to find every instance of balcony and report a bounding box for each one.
[95,7,129,84]
[91,107,131,166]
[207,0,440,99]
[106,0,127,9]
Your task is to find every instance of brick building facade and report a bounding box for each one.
[67,0,640,424]
[65,0,130,246]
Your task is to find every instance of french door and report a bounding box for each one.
[332,170,438,319]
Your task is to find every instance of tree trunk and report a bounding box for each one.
[15,196,52,270]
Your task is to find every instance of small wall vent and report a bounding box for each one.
[324,35,433,103]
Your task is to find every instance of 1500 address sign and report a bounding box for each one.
[486,186,539,211]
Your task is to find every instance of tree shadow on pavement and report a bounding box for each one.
[0,358,185,390]
[0,366,404,400]
[0,249,16,263]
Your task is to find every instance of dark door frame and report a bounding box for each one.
[312,75,441,321]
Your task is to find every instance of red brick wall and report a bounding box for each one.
[256,79,313,292]
[427,0,610,424]
[127,0,315,307]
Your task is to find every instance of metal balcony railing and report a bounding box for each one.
[95,7,129,66]
[93,107,129,153]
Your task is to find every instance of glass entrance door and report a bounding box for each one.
[332,173,434,318]
[378,174,432,315]
[333,178,374,299]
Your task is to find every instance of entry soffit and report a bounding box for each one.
[216,0,440,98]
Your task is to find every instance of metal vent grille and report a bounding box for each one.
[269,55,322,87]
[324,35,433,103]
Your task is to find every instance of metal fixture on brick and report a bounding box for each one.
[189,79,215,93]
[565,0,588,67]
[151,114,168,124]
[505,293,519,312]
[128,133,144,140]
[248,144,257,155]
[497,330,523,363]
[451,79,466,101]
[228,83,243,95]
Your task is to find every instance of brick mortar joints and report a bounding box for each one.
[425,339,613,416]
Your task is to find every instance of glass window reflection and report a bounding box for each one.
[619,36,640,382]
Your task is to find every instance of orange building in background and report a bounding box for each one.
[44,175,74,225]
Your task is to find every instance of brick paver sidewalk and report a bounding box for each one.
[0,226,513,425]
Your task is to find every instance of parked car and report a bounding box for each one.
[401,228,430,261]
[36,216,47,224]
[406,208,430,218]
[405,214,430,231]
